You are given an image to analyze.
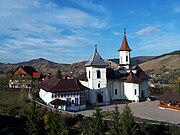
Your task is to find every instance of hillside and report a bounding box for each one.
[0,50,179,79]
[108,56,155,66]
[139,54,180,80]
[0,58,69,75]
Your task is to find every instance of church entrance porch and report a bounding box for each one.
[96,93,103,103]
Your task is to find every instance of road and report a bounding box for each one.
[77,100,180,124]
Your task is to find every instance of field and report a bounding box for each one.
[0,88,30,116]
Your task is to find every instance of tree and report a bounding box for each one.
[25,102,45,135]
[172,77,180,93]
[120,104,137,135]
[56,69,62,79]
[88,107,104,135]
[110,104,121,135]
[168,124,180,135]
[45,110,69,135]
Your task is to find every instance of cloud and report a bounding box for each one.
[0,0,109,63]
[173,6,180,14]
[112,31,121,36]
[136,26,159,36]
[70,0,106,13]
[133,31,180,56]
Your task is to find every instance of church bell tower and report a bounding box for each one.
[118,28,132,69]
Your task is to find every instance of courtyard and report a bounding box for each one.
[77,100,180,124]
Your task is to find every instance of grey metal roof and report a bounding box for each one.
[85,48,107,67]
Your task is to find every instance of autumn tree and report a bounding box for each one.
[56,68,62,79]
[172,77,180,93]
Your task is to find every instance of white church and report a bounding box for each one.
[79,29,149,105]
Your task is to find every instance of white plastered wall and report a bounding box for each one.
[124,82,139,101]
[119,51,130,66]
[86,67,107,89]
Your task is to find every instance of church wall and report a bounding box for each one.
[139,80,149,98]
[86,67,107,89]
[107,80,125,100]
[124,82,139,101]
[87,88,110,105]
[119,51,130,65]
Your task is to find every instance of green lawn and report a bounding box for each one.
[0,89,30,116]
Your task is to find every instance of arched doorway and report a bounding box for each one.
[97,93,103,103]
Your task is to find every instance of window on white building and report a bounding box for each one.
[135,89,137,95]
[126,56,128,62]
[89,71,90,78]
[115,89,117,95]
[97,70,101,78]
[98,83,100,88]
[72,100,74,104]
[75,98,78,106]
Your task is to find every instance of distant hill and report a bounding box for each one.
[0,50,179,79]
[108,56,155,66]
[0,58,70,76]
[139,54,180,73]
[139,51,180,81]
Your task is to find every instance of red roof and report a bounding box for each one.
[134,65,150,80]
[78,72,88,81]
[125,71,142,83]
[38,77,90,93]
[33,72,42,79]
[118,29,132,51]
[50,99,68,105]
[158,91,180,102]
[42,76,50,83]
[13,66,37,77]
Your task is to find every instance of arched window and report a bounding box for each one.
[115,89,117,95]
[98,83,100,88]
[89,71,90,78]
[135,89,137,95]
[126,56,128,62]
[97,70,101,78]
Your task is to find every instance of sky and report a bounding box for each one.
[0,0,180,64]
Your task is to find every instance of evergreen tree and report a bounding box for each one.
[25,101,44,135]
[88,107,104,135]
[110,104,121,135]
[56,69,62,79]
[120,104,137,135]
[45,110,69,135]
[168,124,180,135]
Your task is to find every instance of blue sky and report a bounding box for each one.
[0,0,180,64]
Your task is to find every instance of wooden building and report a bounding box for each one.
[9,66,42,89]
[158,91,180,110]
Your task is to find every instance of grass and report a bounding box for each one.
[0,89,31,116]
